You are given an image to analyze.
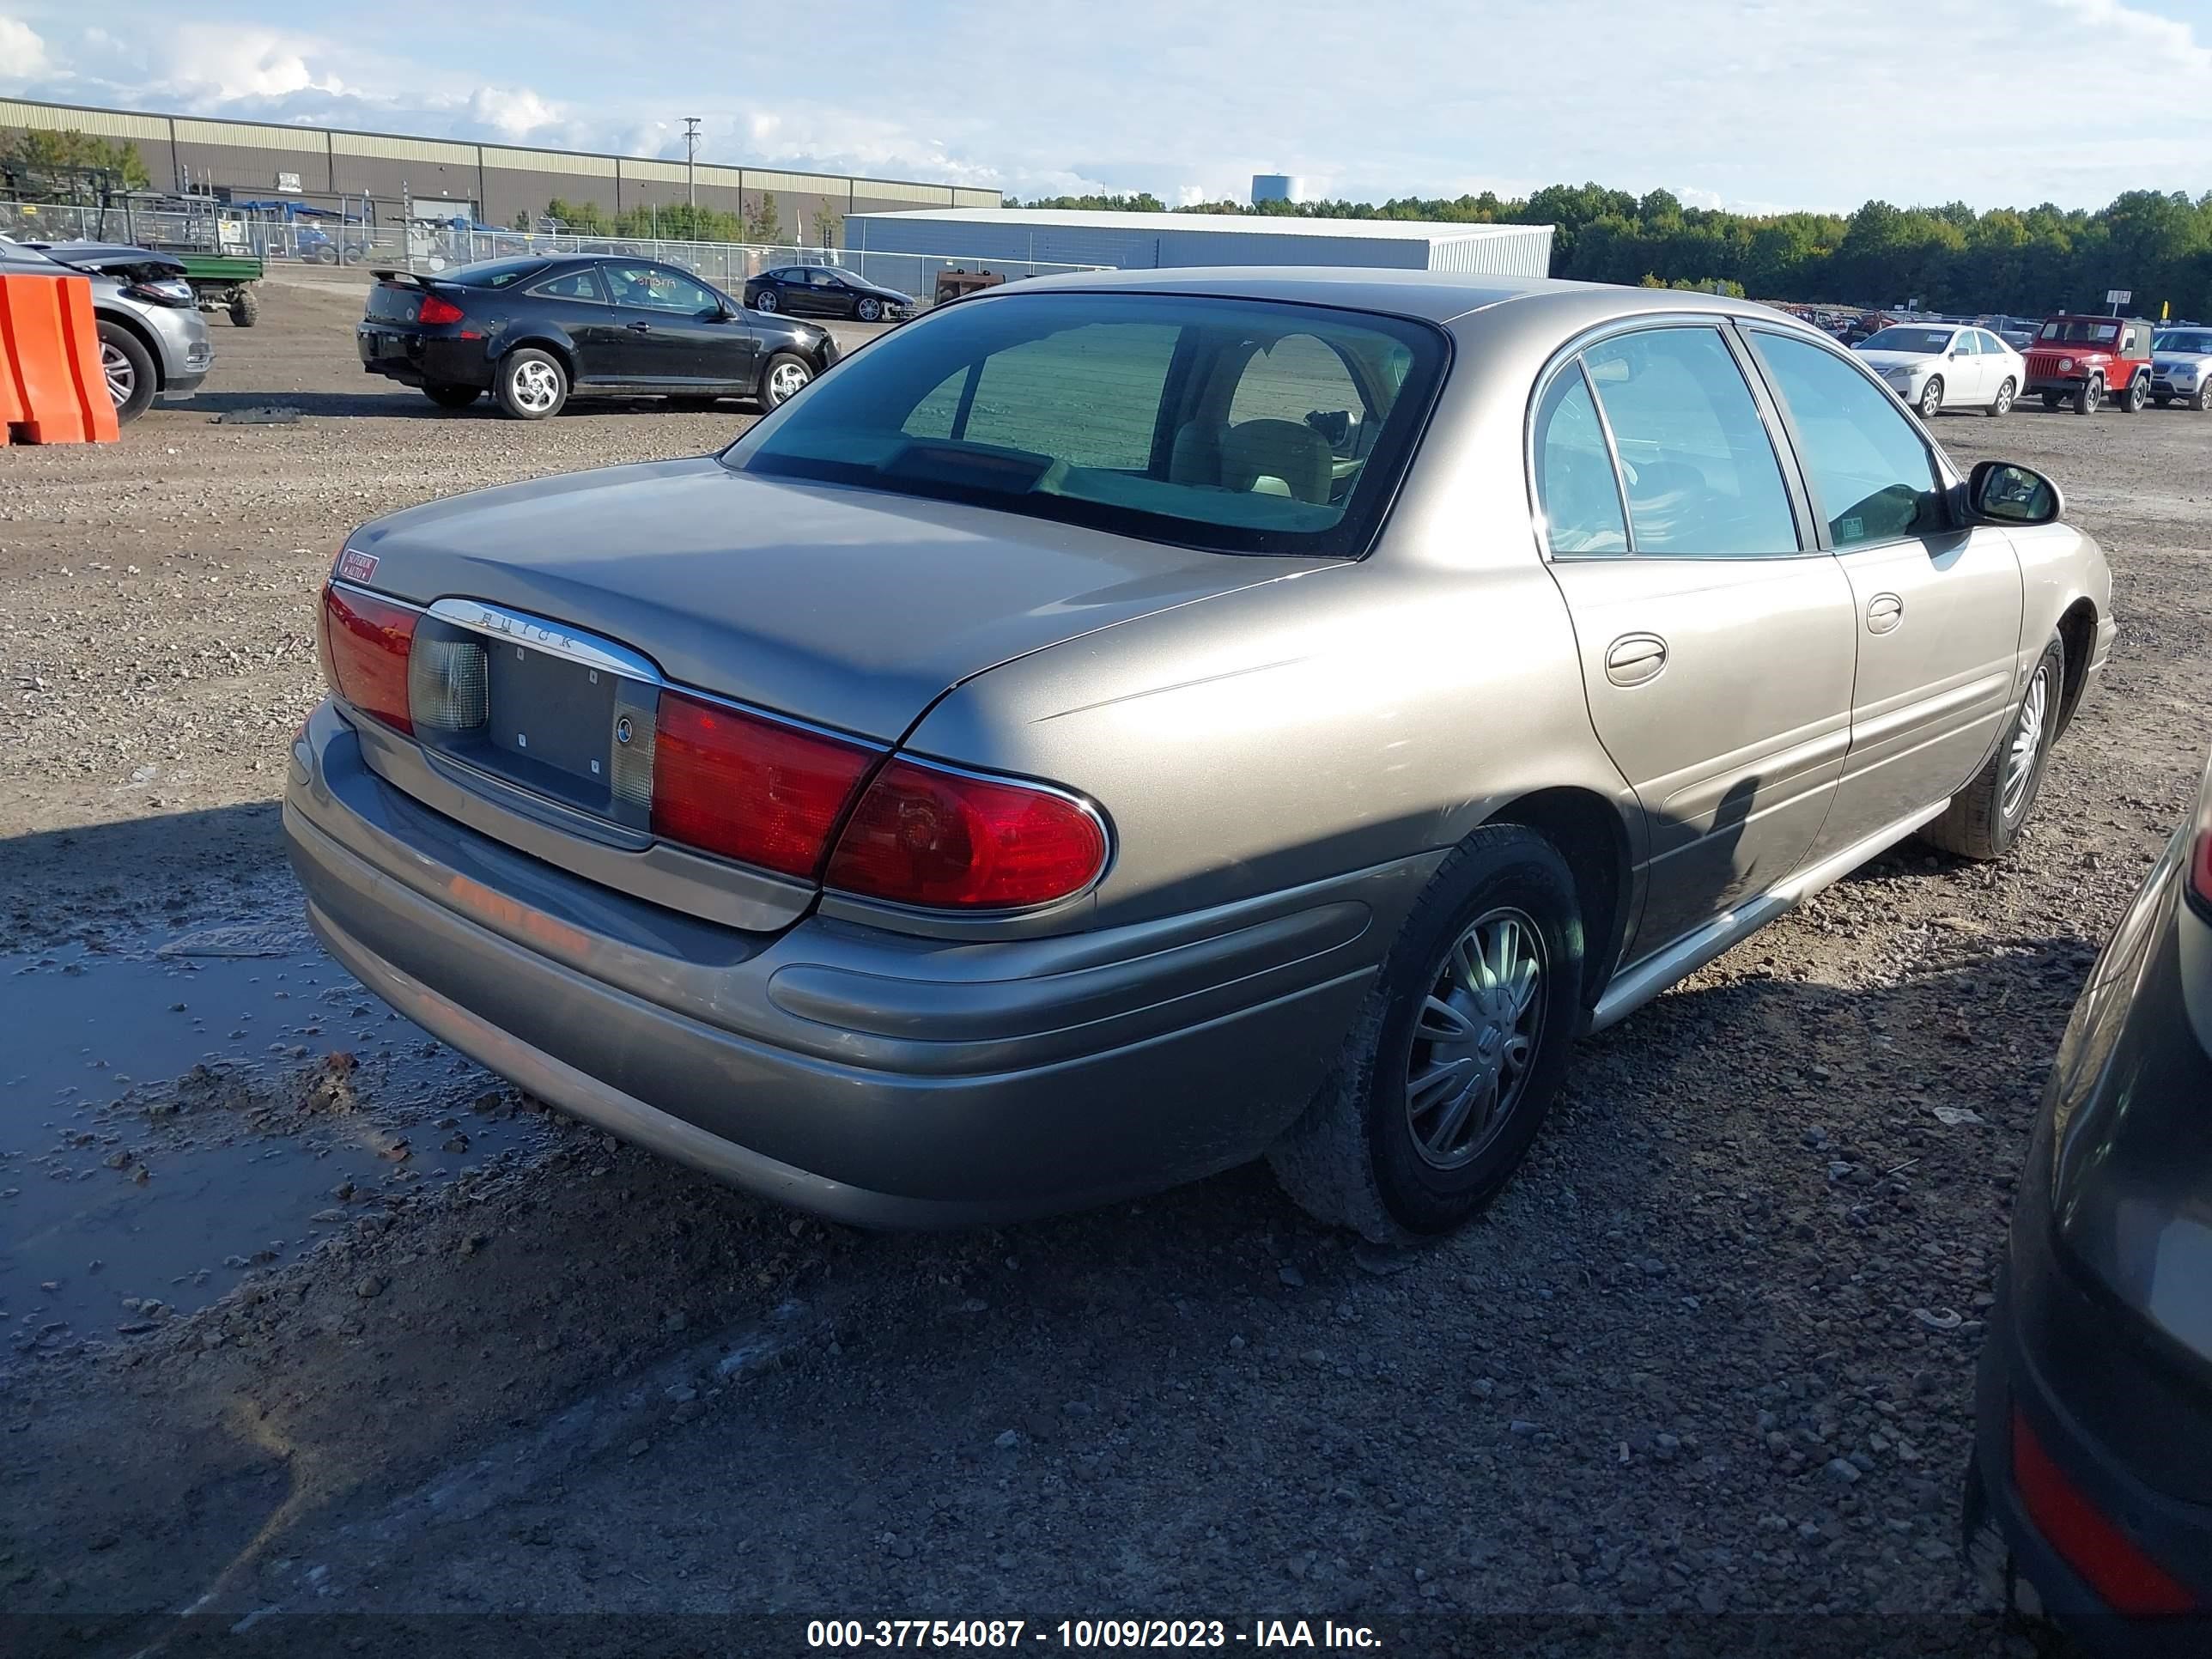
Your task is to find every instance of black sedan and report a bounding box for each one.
[356,255,836,419]
[1966,740,2212,1655]
[742,264,913,323]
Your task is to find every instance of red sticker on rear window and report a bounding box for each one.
[337,548,379,583]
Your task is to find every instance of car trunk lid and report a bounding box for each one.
[329,455,1316,899]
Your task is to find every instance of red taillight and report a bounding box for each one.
[320,584,417,734]
[2012,1407,2199,1616]
[649,690,875,879]
[415,292,465,326]
[826,759,1107,909]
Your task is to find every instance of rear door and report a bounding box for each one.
[1537,321,1858,963]
[1744,326,2024,857]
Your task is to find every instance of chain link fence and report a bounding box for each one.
[2,202,1100,310]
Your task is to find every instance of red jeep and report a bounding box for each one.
[2022,314,2156,413]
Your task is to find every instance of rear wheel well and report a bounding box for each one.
[94,308,164,389]
[2054,599,2097,737]
[500,337,574,383]
[1485,787,1630,1007]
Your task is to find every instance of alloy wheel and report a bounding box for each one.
[1918,379,1943,419]
[510,361,561,414]
[100,342,135,408]
[1404,908,1546,1170]
[766,361,811,404]
[2002,663,2051,819]
[1992,379,2014,416]
[756,290,778,313]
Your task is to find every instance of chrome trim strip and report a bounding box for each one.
[1587,797,1948,1035]
[428,596,663,682]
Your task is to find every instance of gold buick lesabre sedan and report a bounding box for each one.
[286,268,2115,1240]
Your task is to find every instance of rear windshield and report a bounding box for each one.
[1858,326,1954,354]
[722,292,1446,557]
[445,258,550,289]
[2039,319,2119,344]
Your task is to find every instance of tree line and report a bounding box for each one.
[532,194,844,247]
[1011,185,2212,318]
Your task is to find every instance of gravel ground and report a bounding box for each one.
[3,286,2210,1657]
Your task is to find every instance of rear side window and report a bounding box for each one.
[1579,326,1799,558]
[1748,330,1948,550]
[729,293,1448,558]
[1532,367,1627,556]
[532,269,605,302]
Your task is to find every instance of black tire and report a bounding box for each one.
[753,289,779,313]
[1986,376,2014,417]
[494,348,568,420]
[856,296,883,323]
[2040,392,2060,410]
[2197,380,2212,413]
[757,350,814,409]
[2072,376,2101,415]
[423,383,481,409]
[2120,374,2149,413]
[95,320,157,424]
[1917,376,1945,419]
[1267,825,1586,1243]
[1920,633,2065,861]
[228,288,259,328]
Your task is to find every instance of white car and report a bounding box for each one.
[1852,322,2025,419]
[2151,326,2212,411]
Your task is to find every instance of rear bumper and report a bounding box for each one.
[283,700,1401,1226]
[356,326,493,389]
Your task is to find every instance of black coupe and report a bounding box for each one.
[356,255,836,418]
[742,264,913,323]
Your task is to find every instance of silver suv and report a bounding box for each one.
[0,237,213,422]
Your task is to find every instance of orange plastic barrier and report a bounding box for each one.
[0,272,120,446]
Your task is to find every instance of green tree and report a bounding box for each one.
[7,130,149,201]
[744,191,783,243]
[544,196,609,234]
[811,201,844,247]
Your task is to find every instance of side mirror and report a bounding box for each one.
[1968,459,2063,526]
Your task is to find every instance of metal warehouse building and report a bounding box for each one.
[0,97,1001,240]
[845,208,1557,276]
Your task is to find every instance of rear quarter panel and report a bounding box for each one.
[902,553,1633,933]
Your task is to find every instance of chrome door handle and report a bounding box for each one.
[628,322,653,333]
[1866,592,1905,634]
[1604,633,1668,686]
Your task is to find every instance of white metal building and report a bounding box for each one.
[844,208,1556,278]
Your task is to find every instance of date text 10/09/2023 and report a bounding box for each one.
[806,1620,1382,1650]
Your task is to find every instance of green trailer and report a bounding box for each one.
[173,252,265,327]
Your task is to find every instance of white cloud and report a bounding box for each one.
[0,15,50,83]
[6,0,2209,211]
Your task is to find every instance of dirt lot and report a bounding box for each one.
[3,283,2210,1656]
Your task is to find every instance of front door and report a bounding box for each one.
[1742,326,2025,858]
[1943,330,1985,404]
[1536,323,1859,963]
[601,264,747,385]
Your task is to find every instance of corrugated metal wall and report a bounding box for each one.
[848,214,1558,277]
[0,97,999,238]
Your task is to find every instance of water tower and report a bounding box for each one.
[1250,173,1305,206]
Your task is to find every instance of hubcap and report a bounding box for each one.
[1996,381,2013,412]
[2003,665,2051,818]
[1404,908,1546,1170]
[767,362,810,404]
[757,292,777,312]
[512,361,559,412]
[100,343,135,407]
[1921,383,1942,416]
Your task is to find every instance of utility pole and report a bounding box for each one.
[684,118,702,212]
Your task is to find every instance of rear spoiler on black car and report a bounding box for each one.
[369,270,431,287]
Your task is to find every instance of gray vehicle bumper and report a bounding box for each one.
[283,700,1407,1227]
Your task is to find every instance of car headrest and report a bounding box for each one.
[1222,418,1332,505]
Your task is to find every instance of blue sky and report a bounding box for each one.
[4,1,2210,212]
